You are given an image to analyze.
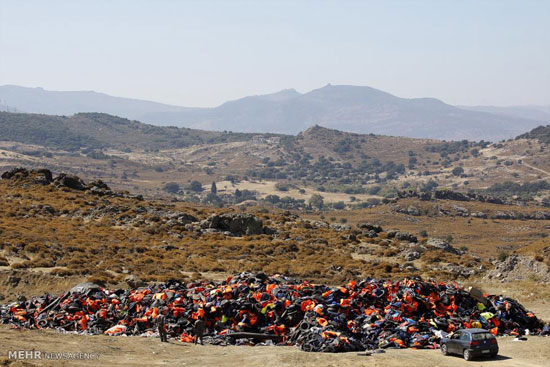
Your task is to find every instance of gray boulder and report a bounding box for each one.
[124,275,146,288]
[400,249,421,261]
[54,173,86,191]
[357,222,382,233]
[201,213,263,235]
[407,206,421,216]
[387,230,418,243]
[70,282,101,294]
[426,238,459,254]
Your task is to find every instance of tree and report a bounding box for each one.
[189,180,203,192]
[162,182,180,194]
[211,181,217,194]
[265,195,281,204]
[308,194,324,209]
[452,166,464,176]
[204,192,221,205]
[333,201,345,210]
[421,179,439,192]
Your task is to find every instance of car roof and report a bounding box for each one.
[457,328,490,333]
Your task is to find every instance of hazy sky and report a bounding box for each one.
[1,0,548,107]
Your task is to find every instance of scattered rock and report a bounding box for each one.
[400,249,421,261]
[70,282,101,294]
[452,205,470,217]
[263,226,277,235]
[16,294,27,302]
[8,275,21,287]
[1,167,53,185]
[426,238,459,254]
[54,173,86,191]
[124,275,146,288]
[485,254,550,283]
[357,222,383,233]
[406,206,421,216]
[434,190,471,201]
[201,213,263,236]
[330,223,352,232]
[361,230,379,238]
[387,230,418,243]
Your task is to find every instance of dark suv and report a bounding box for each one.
[440,328,499,361]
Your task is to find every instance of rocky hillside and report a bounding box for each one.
[2,113,550,206]
[0,168,490,301]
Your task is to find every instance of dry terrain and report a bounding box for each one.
[2,113,550,206]
[1,167,550,366]
[0,327,549,367]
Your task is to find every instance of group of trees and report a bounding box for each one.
[485,180,550,197]
[162,180,215,194]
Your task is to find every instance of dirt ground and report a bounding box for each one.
[0,326,549,367]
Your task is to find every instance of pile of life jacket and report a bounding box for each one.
[0,273,545,353]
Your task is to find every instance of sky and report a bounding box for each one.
[0,0,549,107]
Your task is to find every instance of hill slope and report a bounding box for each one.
[2,112,550,202]
[1,84,544,141]
[0,111,256,151]
[0,84,197,120]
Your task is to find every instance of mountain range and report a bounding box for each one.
[1,84,548,141]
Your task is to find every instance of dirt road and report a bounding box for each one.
[1,326,549,367]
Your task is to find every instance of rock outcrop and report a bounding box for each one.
[485,254,550,283]
[426,238,460,254]
[200,213,264,236]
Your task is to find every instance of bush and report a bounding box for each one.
[333,201,345,210]
[452,166,464,176]
[275,183,289,192]
[189,180,203,192]
[308,194,324,209]
[162,182,180,194]
[367,185,381,195]
[421,179,439,192]
[366,198,380,206]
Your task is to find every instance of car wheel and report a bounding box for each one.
[491,352,498,358]
[441,344,448,356]
[463,349,473,361]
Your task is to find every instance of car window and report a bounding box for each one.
[452,332,461,339]
[460,332,470,341]
[471,332,494,340]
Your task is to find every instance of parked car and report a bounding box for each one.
[440,328,499,360]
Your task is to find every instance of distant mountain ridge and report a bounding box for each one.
[460,105,550,123]
[0,85,194,120]
[0,84,546,141]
